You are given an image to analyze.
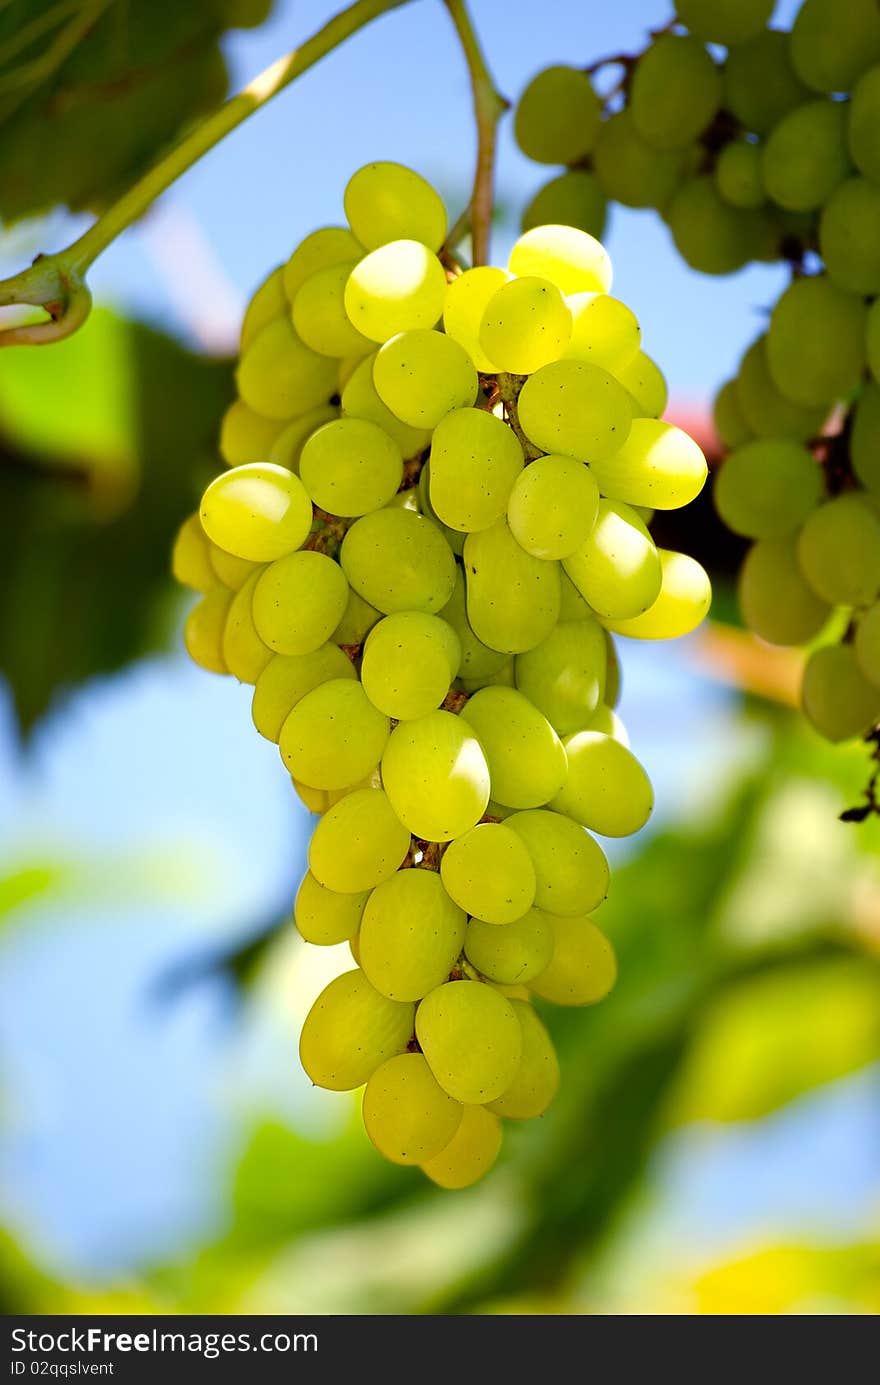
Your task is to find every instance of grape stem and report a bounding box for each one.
[442,0,508,267]
[0,0,413,347]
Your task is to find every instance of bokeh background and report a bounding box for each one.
[0,0,878,1316]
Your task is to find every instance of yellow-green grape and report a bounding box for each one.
[714,439,822,539]
[487,1001,560,1120]
[603,550,712,641]
[852,382,880,495]
[363,1053,462,1165]
[344,161,447,252]
[421,1105,502,1189]
[590,419,708,512]
[463,519,561,654]
[299,969,414,1091]
[358,870,466,1001]
[292,260,371,358]
[236,317,338,420]
[723,29,810,136]
[440,822,537,924]
[616,351,668,418]
[240,264,286,350]
[279,678,389,789]
[208,545,259,592]
[253,551,349,655]
[869,299,880,384]
[564,293,641,374]
[767,276,866,407]
[552,731,653,837]
[184,587,233,674]
[715,139,765,210]
[381,710,490,841]
[341,354,431,459]
[558,570,596,621]
[415,980,522,1103]
[666,177,768,275]
[460,657,516,694]
[439,569,510,681]
[252,643,356,741]
[429,407,521,531]
[308,788,411,892]
[293,776,377,815]
[340,508,456,614]
[586,704,630,744]
[563,500,661,622]
[222,568,272,684]
[518,360,631,461]
[761,101,851,212]
[514,619,607,734]
[460,686,567,809]
[464,909,553,985]
[522,172,607,239]
[514,65,601,164]
[592,109,691,210]
[849,66,880,183]
[714,380,752,449]
[819,178,880,296]
[478,276,572,375]
[505,808,609,915]
[282,226,363,303]
[790,0,880,93]
[361,611,460,719]
[530,915,617,1006]
[429,408,523,533]
[344,241,447,344]
[200,462,312,562]
[269,404,339,473]
[797,494,880,607]
[802,643,880,742]
[442,266,509,373]
[738,535,830,646]
[299,418,403,518]
[294,872,369,945]
[506,455,599,560]
[373,330,479,429]
[172,513,215,591]
[855,603,880,688]
[674,0,774,46]
[490,981,531,999]
[630,35,721,151]
[508,225,612,296]
[735,336,827,440]
[332,588,381,646]
[219,400,285,467]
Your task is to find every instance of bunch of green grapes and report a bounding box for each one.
[172,161,711,1188]
[515,0,880,752]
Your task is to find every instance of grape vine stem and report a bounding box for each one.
[442,0,508,267]
[0,0,412,347]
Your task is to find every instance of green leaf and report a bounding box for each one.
[667,957,880,1124]
[0,0,272,223]
[0,306,232,729]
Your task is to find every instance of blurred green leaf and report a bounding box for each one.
[667,958,880,1124]
[0,0,272,223]
[0,306,232,729]
[0,860,70,919]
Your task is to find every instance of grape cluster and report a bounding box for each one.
[172,161,710,1187]
[514,0,880,748]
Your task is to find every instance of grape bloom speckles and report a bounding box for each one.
[173,161,710,1188]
